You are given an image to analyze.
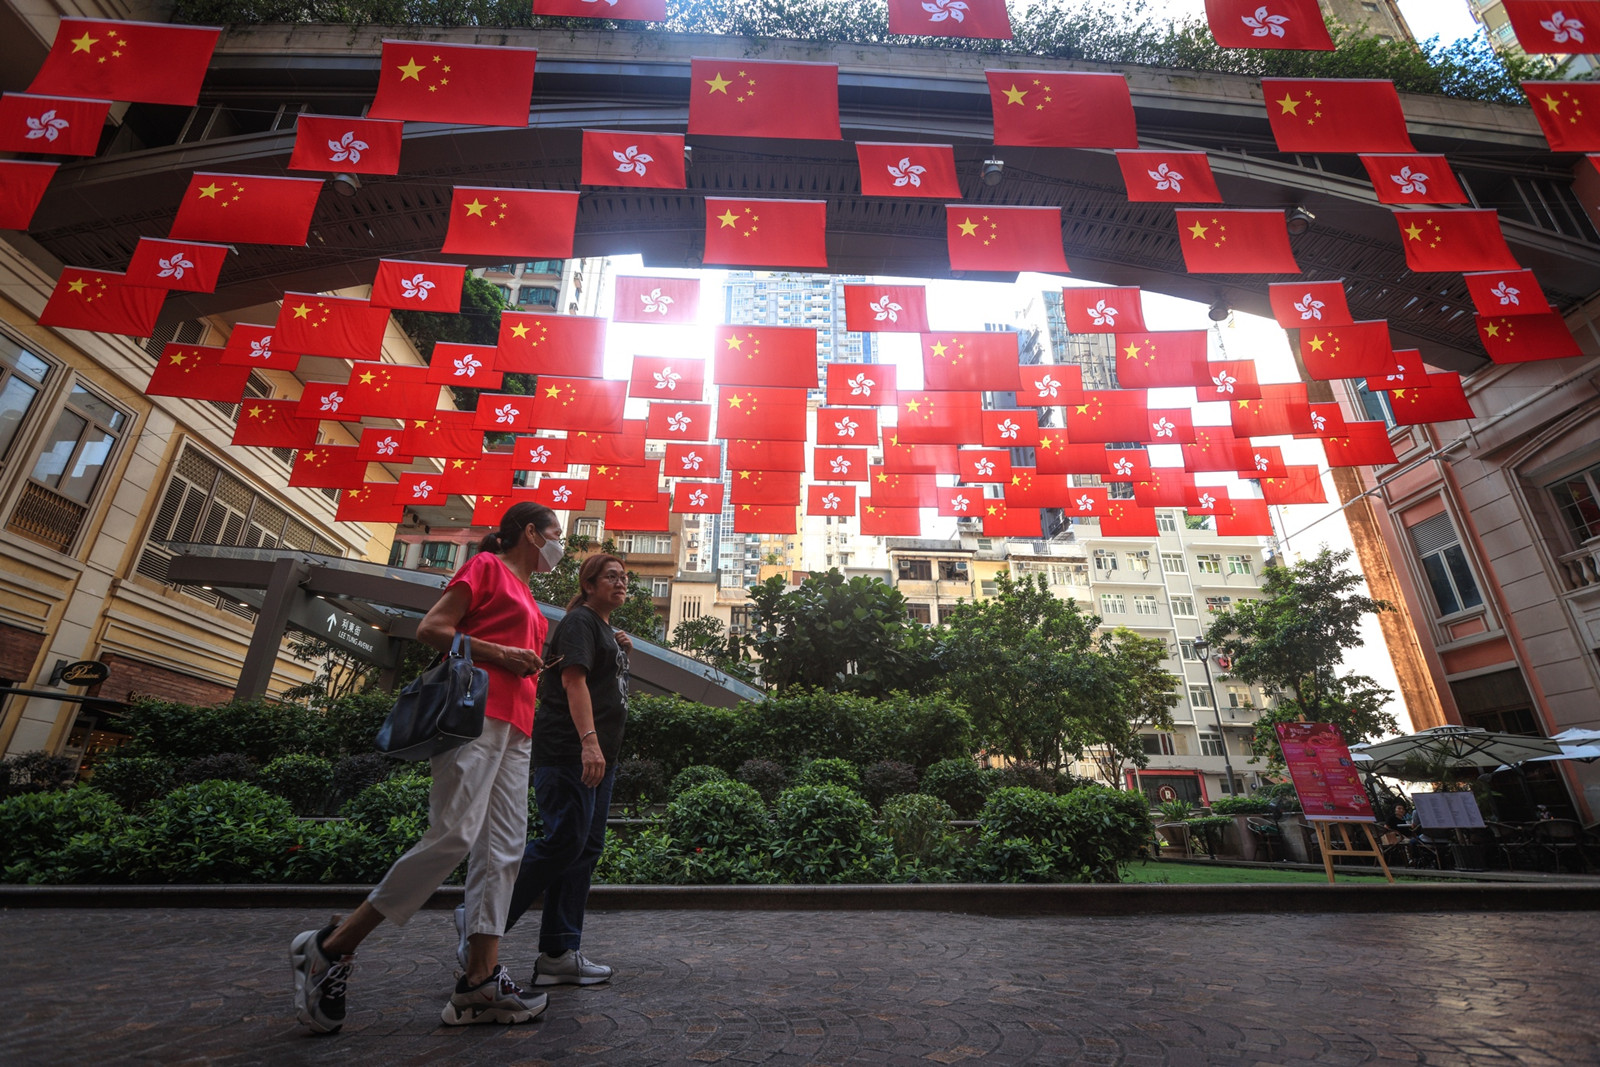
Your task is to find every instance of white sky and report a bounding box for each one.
[1132,0,1482,45]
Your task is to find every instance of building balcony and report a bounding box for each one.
[1557,542,1600,592]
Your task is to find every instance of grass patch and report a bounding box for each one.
[1120,860,1434,885]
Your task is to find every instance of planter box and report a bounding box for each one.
[1278,814,1314,864]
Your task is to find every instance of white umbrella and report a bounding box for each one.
[1349,725,1562,776]
[1551,727,1600,747]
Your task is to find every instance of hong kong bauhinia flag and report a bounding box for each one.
[672,481,725,515]
[1360,154,1468,205]
[631,356,707,399]
[1505,2,1600,53]
[1176,210,1300,273]
[169,173,323,246]
[371,260,466,313]
[1017,363,1083,408]
[987,70,1137,148]
[646,402,712,441]
[145,344,250,402]
[442,187,578,258]
[1524,82,1600,150]
[38,268,164,336]
[844,284,929,332]
[28,19,220,107]
[0,94,110,157]
[825,362,897,407]
[704,198,827,269]
[1464,269,1552,316]
[1269,280,1352,329]
[124,238,228,293]
[275,294,390,361]
[0,160,58,230]
[888,0,1012,38]
[1262,78,1413,153]
[1205,0,1334,49]
[289,115,403,175]
[1064,286,1146,333]
[614,275,699,324]
[857,143,962,199]
[1115,150,1222,203]
[535,0,667,19]
[369,41,536,127]
[688,58,840,140]
[581,130,686,189]
[946,205,1069,273]
[1394,210,1520,272]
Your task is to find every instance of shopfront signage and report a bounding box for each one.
[59,660,109,686]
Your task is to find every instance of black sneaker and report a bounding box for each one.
[289,926,353,1034]
[441,965,548,1025]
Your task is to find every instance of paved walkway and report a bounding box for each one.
[4,907,1596,1065]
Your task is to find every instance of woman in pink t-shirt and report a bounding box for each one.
[290,502,561,1031]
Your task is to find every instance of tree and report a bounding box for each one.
[1084,628,1181,788]
[1203,546,1398,769]
[669,613,756,680]
[280,635,378,703]
[528,535,665,639]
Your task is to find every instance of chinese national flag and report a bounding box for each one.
[219,324,298,370]
[981,408,1038,447]
[1064,286,1146,333]
[1269,280,1353,329]
[1216,497,1274,537]
[1387,374,1477,425]
[825,362,897,406]
[1017,363,1084,408]
[1005,469,1072,508]
[614,275,699,324]
[512,435,567,472]
[987,70,1137,148]
[581,130,686,189]
[814,446,870,482]
[565,422,646,467]
[807,484,859,517]
[856,143,962,199]
[369,41,536,127]
[497,313,607,377]
[372,260,466,313]
[232,398,318,448]
[1260,465,1327,505]
[959,449,1012,483]
[631,356,706,400]
[1198,359,1262,403]
[535,0,666,18]
[688,58,839,140]
[1176,210,1299,273]
[591,461,663,503]
[337,484,406,524]
[0,160,57,229]
[1476,312,1582,363]
[1144,407,1196,445]
[983,501,1042,537]
[816,407,878,446]
[1322,421,1398,467]
[713,325,819,388]
[0,94,109,157]
[1134,469,1195,507]
[427,342,501,389]
[473,394,537,432]
[144,344,248,401]
[946,205,1069,273]
[1393,209,1520,272]
[646,402,713,441]
[1115,151,1222,203]
[717,386,808,441]
[442,187,578,258]
[1523,82,1600,151]
[1299,321,1396,379]
[531,377,627,433]
[1360,154,1469,205]
[1204,0,1333,49]
[665,442,721,479]
[396,473,449,508]
[472,491,530,527]
[1101,499,1161,537]
[1183,484,1233,517]
[894,390,984,445]
[1035,438,1115,476]
[936,486,990,518]
[529,477,590,512]
[882,438,959,475]
[1114,330,1208,389]
[921,332,1020,391]
[607,494,672,533]
[730,471,802,506]
[289,446,370,489]
[28,19,219,107]
[704,198,828,269]
[1067,391,1150,444]
[733,503,799,535]
[169,173,322,246]
[289,115,403,175]
[727,440,805,474]
[124,238,227,293]
[404,412,484,459]
[868,470,940,508]
[343,364,442,420]
[357,427,414,464]
[275,294,390,361]
[1179,429,1240,474]
[1507,3,1600,52]
[1232,385,1312,437]
[860,502,923,536]
[888,0,1012,37]
[441,454,516,496]
[844,284,930,332]
[1464,269,1552,317]
[39,268,164,336]
[1262,78,1413,153]
[672,481,725,515]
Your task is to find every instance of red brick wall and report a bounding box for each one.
[0,623,45,682]
[95,652,235,706]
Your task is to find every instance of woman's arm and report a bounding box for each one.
[562,665,606,787]
[416,584,543,676]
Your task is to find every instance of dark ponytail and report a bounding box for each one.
[479,501,557,554]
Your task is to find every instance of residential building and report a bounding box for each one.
[475,258,610,318]
[1320,0,1413,41]
[886,538,976,624]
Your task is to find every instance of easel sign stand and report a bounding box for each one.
[1276,723,1395,884]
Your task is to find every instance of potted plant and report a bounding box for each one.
[1155,798,1196,852]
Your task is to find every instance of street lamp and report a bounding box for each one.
[1191,637,1241,800]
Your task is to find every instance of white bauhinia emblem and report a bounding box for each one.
[613,144,653,177]
[528,444,552,465]
[822,492,841,510]
[412,481,434,499]
[1294,293,1325,321]
[641,288,673,315]
[494,403,520,424]
[870,295,902,322]
[1147,161,1184,192]
[551,485,573,503]
[922,0,969,24]
[320,391,344,412]
[667,411,691,433]
[1114,457,1134,477]
[328,130,368,163]
[1241,5,1290,39]
[654,367,681,391]
[375,436,399,456]
[453,351,482,377]
[25,110,69,142]
[1212,371,1237,394]
[157,253,194,280]
[835,416,858,438]
[681,450,703,471]
[974,457,995,477]
[1391,166,1429,196]
[401,273,434,301]
[997,418,1020,440]
[1076,494,1095,512]
[1542,10,1586,44]
[1153,417,1175,438]
[1198,492,1217,510]
[848,372,875,396]
[1034,373,1061,399]
[887,158,926,189]
[1490,280,1520,306]
[1254,453,1270,472]
[249,336,273,360]
[830,455,852,474]
[1087,299,1118,326]
[951,494,970,513]
[689,489,708,507]
[1310,411,1327,432]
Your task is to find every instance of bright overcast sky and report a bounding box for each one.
[1130,0,1482,44]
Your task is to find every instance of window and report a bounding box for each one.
[651,577,671,597]
[575,517,601,540]
[1227,685,1252,709]
[1205,596,1232,613]
[1179,638,1199,661]
[1196,554,1222,574]
[387,540,408,567]
[980,581,998,596]
[616,532,672,554]
[1226,554,1252,575]
[1170,595,1195,616]
[897,558,932,581]
[1161,552,1186,574]
[1354,381,1396,429]
[1156,511,1179,533]
[938,559,969,580]
[1549,462,1600,543]
[907,602,932,624]
[517,286,558,308]
[1199,732,1225,756]
[1093,549,1119,574]
[1126,550,1150,573]
[728,606,753,633]
[0,338,51,462]
[7,382,129,552]
[1141,733,1176,756]
[1099,593,1125,614]
[1409,512,1484,617]
[1134,594,1159,615]
[1189,684,1214,709]
[522,260,563,275]
[419,541,457,570]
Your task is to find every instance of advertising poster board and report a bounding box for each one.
[1276,722,1375,822]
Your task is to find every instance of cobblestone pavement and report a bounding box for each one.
[3,907,1596,1066]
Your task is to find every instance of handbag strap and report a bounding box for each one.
[450,631,472,662]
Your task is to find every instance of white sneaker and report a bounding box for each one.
[452,903,469,971]
[289,926,353,1034]
[532,949,613,986]
[441,965,547,1026]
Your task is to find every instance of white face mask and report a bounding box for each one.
[535,535,564,573]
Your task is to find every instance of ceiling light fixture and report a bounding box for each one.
[981,159,1005,186]
[1286,206,1316,236]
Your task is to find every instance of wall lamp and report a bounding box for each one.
[981,159,1005,186]
[1286,206,1316,236]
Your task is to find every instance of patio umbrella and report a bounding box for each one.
[1551,727,1600,748]
[1499,743,1600,770]
[1349,725,1562,777]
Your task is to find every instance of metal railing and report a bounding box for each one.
[6,482,86,552]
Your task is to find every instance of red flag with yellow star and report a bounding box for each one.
[1181,427,1244,473]
[1115,150,1223,203]
[440,454,517,496]
[814,446,870,482]
[1231,384,1313,437]
[672,481,725,515]
[868,469,940,508]
[1360,154,1469,206]
[1216,497,1273,536]
[732,502,800,535]
[1386,373,1476,425]
[1204,0,1333,49]
[1004,468,1072,508]
[274,294,390,362]
[1066,390,1149,444]
[895,390,984,445]
[582,131,687,190]
[0,159,58,229]
[716,386,808,441]
[0,93,111,157]
[646,402,713,441]
[986,70,1137,148]
[959,449,1012,483]
[1175,209,1299,273]
[921,331,1021,391]
[442,187,578,258]
[730,470,802,506]
[1134,469,1196,508]
[38,268,165,336]
[807,484,859,518]
[289,115,403,175]
[844,284,931,332]
[1016,364,1084,408]
[1298,320,1395,379]
[1524,81,1600,150]
[981,408,1039,447]
[1035,438,1117,476]
[530,377,627,433]
[369,41,536,127]
[631,356,707,400]
[168,172,322,246]
[231,398,319,448]
[403,411,485,459]
[688,58,839,140]
[1262,78,1413,153]
[27,19,219,107]
[289,445,370,489]
[825,363,898,406]
[1321,421,1398,467]
[713,324,818,388]
[337,483,406,524]
[591,460,664,503]
[816,407,878,446]
[427,342,502,390]
[124,238,228,294]
[859,501,923,536]
[946,206,1069,273]
[881,438,959,475]
[1475,311,1582,363]
[1392,209,1519,273]
[1268,280,1353,330]
[704,197,828,269]
[219,324,299,370]
[1100,498,1161,537]
[1114,330,1208,389]
[512,435,567,472]
[146,344,247,402]
[729,438,806,474]
[470,491,529,527]
[497,313,607,377]
[1063,286,1147,333]
[665,442,722,479]
[1259,465,1327,505]
[982,500,1042,537]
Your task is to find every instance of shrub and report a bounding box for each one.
[331,752,396,805]
[975,788,1068,884]
[341,773,430,829]
[87,756,175,810]
[0,751,77,796]
[881,793,958,872]
[0,788,123,881]
[594,826,681,885]
[920,758,989,817]
[730,689,973,770]
[1057,786,1154,883]
[735,758,789,804]
[989,762,1086,795]
[139,781,300,883]
[175,752,256,787]
[318,691,397,757]
[669,764,731,797]
[664,779,767,854]
[796,757,861,793]
[259,754,334,816]
[870,694,976,769]
[621,695,742,777]
[613,758,667,809]
[861,760,919,809]
[117,698,325,764]
[769,784,881,883]
[1210,794,1274,816]
[287,810,429,884]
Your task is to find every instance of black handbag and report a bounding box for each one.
[375,632,489,760]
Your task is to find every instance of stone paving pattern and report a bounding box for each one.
[3,907,1596,1065]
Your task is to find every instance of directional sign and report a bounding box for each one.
[285,589,397,667]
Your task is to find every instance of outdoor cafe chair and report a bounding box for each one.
[1246,817,1284,862]
[1532,819,1589,874]
[1487,821,1535,871]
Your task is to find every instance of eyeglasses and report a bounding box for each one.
[598,572,628,584]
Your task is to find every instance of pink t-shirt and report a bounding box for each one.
[444,550,546,736]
